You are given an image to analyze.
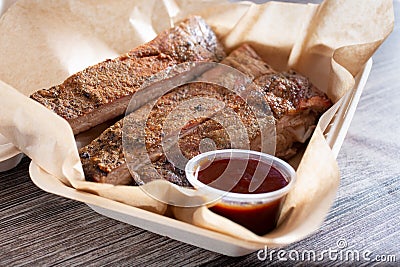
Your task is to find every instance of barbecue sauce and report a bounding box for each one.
[197,158,288,235]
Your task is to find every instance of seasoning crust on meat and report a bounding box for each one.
[30,16,225,135]
[79,43,332,186]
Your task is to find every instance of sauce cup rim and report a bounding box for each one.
[185,149,296,203]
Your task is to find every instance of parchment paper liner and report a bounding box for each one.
[0,0,393,247]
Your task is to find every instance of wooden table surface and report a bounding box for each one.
[1,1,399,266]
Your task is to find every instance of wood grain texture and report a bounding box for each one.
[1,0,399,266]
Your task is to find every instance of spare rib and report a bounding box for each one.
[79,44,332,186]
[30,16,225,134]
[78,44,272,185]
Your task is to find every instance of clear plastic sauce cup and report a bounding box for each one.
[185,149,296,235]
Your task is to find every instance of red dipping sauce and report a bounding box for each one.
[196,157,291,236]
[198,158,288,194]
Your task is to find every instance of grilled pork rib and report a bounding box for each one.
[79,44,331,186]
[80,82,262,186]
[254,71,332,158]
[30,16,225,135]
[79,44,273,185]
